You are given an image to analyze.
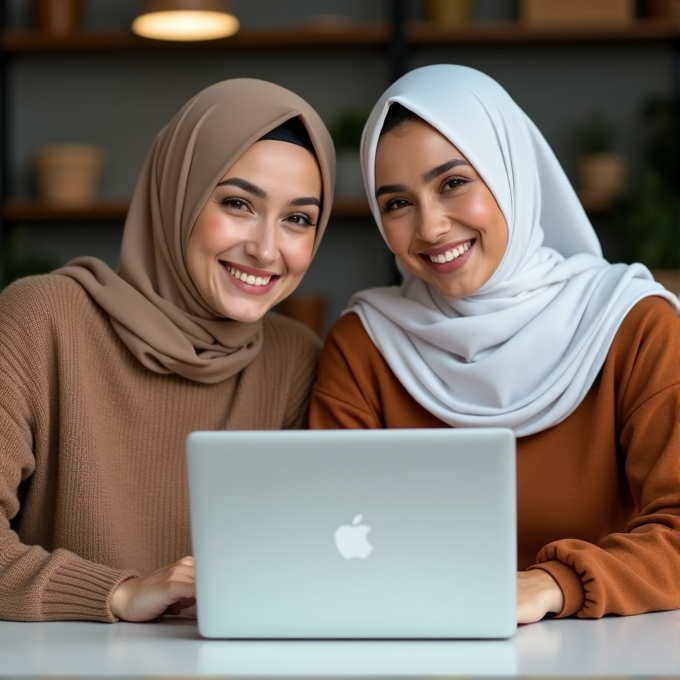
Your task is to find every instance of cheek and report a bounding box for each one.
[464,193,498,226]
[383,222,413,260]
[285,232,317,275]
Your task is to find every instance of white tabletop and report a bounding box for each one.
[1,610,678,677]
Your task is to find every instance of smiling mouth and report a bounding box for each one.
[223,263,278,287]
[420,239,475,264]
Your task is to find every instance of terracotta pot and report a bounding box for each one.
[32,0,83,35]
[423,0,475,25]
[577,153,627,203]
[34,145,105,206]
[278,295,327,336]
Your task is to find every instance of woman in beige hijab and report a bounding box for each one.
[0,79,334,623]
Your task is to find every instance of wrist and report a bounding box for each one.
[538,570,564,614]
[110,578,133,620]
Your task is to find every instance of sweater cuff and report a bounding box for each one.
[43,557,138,622]
[527,560,584,618]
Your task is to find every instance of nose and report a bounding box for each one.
[243,216,277,264]
[417,201,450,243]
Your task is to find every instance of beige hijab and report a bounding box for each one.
[56,79,335,384]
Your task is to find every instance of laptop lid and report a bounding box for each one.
[186,428,517,639]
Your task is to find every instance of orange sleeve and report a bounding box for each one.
[310,314,383,429]
[530,297,680,618]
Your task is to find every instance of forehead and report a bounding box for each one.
[217,140,321,185]
[375,120,469,171]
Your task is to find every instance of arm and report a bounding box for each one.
[310,313,383,429]
[529,297,680,618]
[0,278,195,622]
[0,280,138,621]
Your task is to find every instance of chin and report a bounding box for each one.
[220,305,269,324]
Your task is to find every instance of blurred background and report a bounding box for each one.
[1,0,678,334]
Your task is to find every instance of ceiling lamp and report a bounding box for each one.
[132,0,239,41]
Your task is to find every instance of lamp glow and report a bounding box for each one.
[132,2,239,41]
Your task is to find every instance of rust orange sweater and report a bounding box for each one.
[310,297,680,618]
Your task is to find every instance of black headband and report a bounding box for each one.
[259,117,315,154]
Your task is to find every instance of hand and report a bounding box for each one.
[516,569,564,624]
[110,556,196,622]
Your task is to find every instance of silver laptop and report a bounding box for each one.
[186,428,517,640]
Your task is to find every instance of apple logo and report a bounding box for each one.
[334,514,373,559]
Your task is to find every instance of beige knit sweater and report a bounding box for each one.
[0,275,321,622]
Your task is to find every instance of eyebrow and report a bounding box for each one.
[216,178,267,198]
[289,196,321,208]
[216,178,320,208]
[375,183,406,198]
[421,159,471,184]
[375,159,472,199]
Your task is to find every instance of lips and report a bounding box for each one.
[420,239,475,263]
[219,261,280,295]
[419,238,475,273]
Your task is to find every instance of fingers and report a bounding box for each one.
[110,556,196,622]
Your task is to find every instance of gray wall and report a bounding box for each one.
[3,0,676,330]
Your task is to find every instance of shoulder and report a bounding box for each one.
[612,294,679,355]
[604,294,679,398]
[262,312,322,357]
[1,273,98,314]
[319,311,395,391]
[258,312,322,381]
[322,311,385,368]
[0,274,103,332]
[324,311,377,356]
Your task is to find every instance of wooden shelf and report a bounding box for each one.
[407,18,679,45]
[1,19,677,53]
[0,25,389,53]
[1,198,373,222]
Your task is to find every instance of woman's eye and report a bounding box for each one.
[384,198,411,212]
[219,197,249,210]
[441,177,466,192]
[286,213,316,228]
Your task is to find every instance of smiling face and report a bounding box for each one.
[186,139,322,323]
[374,119,508,299]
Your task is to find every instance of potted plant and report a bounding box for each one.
[328,108,369,199]
[573,110,627,206]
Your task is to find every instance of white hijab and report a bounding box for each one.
[349,64,677,437]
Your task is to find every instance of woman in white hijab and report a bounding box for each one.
[310,65,680,624]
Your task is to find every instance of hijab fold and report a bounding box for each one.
[57,79,334,384]
[349,65,677,436]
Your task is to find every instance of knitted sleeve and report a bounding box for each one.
[529,296,680,618]
[0,277,137,622]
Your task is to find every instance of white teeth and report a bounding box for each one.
[226,265,273,287]
[429,240,473,263]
